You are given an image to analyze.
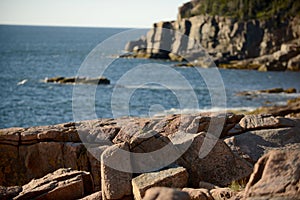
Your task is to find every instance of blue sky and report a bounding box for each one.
[0,0,188,28]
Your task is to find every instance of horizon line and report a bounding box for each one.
[0,22,152,29]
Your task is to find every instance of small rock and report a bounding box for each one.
[260,88,284,93]
[284,88,297,93]
[210,188,236,200]
[225,127,300,163]
[245,149,300,199]
[182,188,213,200]
[143,187,190,200]
[132,166,188,200]
[287,54,300,71]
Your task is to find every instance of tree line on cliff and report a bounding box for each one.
[180,0,300,20]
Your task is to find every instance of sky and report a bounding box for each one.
[0,0,188,28]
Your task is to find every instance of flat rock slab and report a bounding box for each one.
[132,166,188,200]
[225,127,300,163]
[228,114,298,135]
[14,168,93,200]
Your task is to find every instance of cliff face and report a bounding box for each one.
[124,1,300,71]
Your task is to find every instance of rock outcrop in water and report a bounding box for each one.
[1,110,300,199]
[45,76,110,85]
[123,0,300,71]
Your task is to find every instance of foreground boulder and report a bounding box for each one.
[177,133,253,187]
[101,143,132,200]
[13,168,93,200]
[45,76,110,85]
[244,149,300,199]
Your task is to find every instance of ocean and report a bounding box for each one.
[0,25,300,128]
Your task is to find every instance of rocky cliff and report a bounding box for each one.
[124,0,300,71]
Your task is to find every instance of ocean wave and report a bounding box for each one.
[17,79,28,85]
[152,106,257,116]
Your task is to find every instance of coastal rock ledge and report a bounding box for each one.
[1,112,300,199]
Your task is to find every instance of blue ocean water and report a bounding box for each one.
[0,25,300,128]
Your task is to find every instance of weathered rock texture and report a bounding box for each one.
[225,114,300,163]
[176,133,252,187]
[1,112,300,199]
[244,149,300,199]
[14,168,93,200]
[0,119,118,190]
[101,143,132,200]
[124,1,300,71]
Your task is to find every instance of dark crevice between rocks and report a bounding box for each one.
[107,128,121,144]
[17,132,21,159]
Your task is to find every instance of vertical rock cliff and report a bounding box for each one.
[124,0,300,71]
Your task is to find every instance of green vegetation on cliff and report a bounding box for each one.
[181,0,300,20]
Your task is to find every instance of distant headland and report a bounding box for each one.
[124,0,300,71]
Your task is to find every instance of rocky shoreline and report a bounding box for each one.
[1,97,300,199]
[123,1,300,71]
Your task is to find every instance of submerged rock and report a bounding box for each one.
[45,76,110,85]
[236,87,297,96]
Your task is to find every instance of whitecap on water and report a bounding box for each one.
[17,79,28,85]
